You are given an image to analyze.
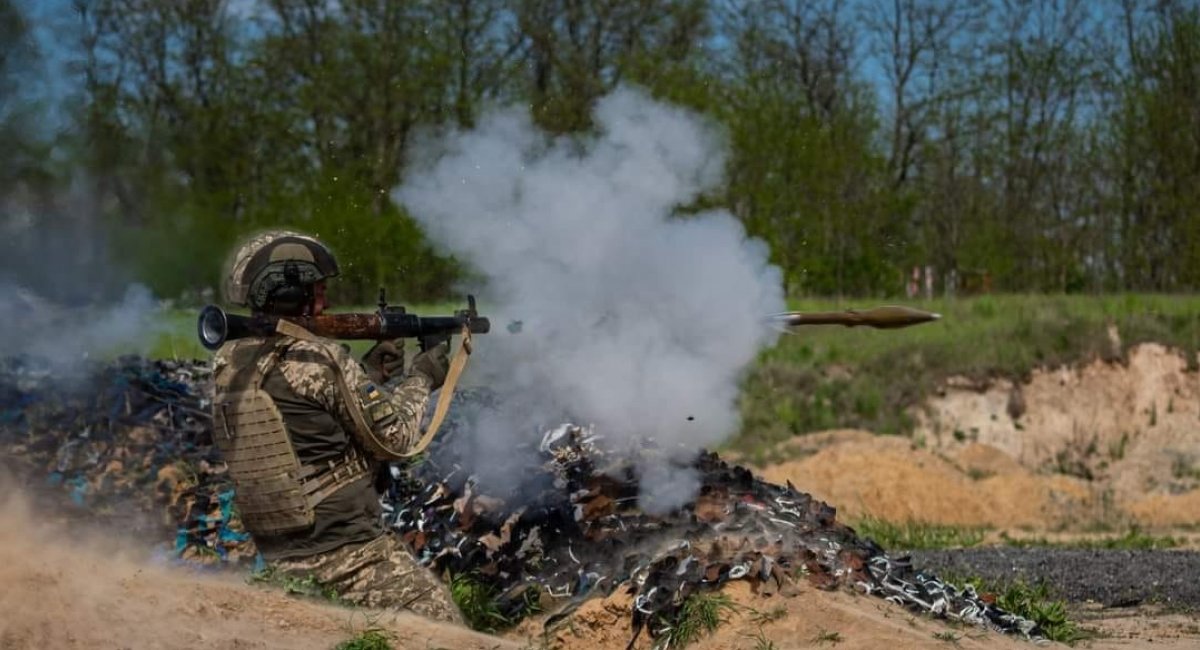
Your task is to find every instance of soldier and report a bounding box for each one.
[210,230,463,624]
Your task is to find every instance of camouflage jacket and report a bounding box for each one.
[212,329,434,560]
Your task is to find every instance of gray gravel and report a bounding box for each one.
[907,548,1200,610]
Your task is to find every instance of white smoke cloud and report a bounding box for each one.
[395,87,785,512]
[1,178,165,370]
[0,282,163,369]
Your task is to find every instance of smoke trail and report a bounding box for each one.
[395,88,784,512]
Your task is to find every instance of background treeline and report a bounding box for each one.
[2,0,1199,303]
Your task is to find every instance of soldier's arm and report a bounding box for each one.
[327,343,434,459]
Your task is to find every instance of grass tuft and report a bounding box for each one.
[450,572,510,632]
[812,628,843,645]
[661,591,740,648]
[932,630,961,645]
[248,565,341,603]
[334,629,394,650]
[947,576,1085,644]
[744,628,778,650]
[853,516,986,550]
[748,604,788,625]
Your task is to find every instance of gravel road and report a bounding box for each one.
[908,548,1200,610]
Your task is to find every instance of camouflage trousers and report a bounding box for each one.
[273,534,464,625]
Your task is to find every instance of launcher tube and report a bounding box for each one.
[198,303,490,351]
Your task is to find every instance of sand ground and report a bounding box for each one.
[0,495,518,650]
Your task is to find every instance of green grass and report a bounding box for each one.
[247,565,341,603]
[748,604,788,625]
[946,576,1086,644]
[855,520,1179,551]
[735,293,1200,457]
[744,628,778,650]
[811,628,843,645]
[333,629,394,650]
[1002,527,1180,550]
[449,573,512,633]
[660,592,741,648]
[853,516,987,550]
[932,630,962,644]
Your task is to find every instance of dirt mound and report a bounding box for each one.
[916,343,1200,528]
[0,493,517,650]
[518,580,1030,650]
[515,577,1200,650]
[759,431,1094,528]
[761,344,1200,531]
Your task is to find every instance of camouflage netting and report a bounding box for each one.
[0,358,1043,644]
[0,356,254,565]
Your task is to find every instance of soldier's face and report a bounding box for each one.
[312,281,329,315]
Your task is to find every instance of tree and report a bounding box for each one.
[1,0,46,190]
[514,0,710,132]
[717,0,898,296]
[1109,2,1200,290]
[863,0,987,188]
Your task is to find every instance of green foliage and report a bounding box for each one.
[948,577,1084,644]
[994,582,1082,644]
[748,604,788,625]
[932,631,961,645]
[811,628,843,645]
[144,309,210,361]
[744,628,777,650]
[1109,7,1200,291]
[1002,528,1179,551]
[449,573,510,633]
[660,591,740,649]
[248,566,341,603]
[722,80,898,297]
[10,3,1200,301]
[334,629,394,650]
[852,517,986,551]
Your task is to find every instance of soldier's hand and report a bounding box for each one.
[362,340,405,384]
[409,340,450,390]
[419,332,451,353]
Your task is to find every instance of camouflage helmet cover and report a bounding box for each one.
[224,230,340,308]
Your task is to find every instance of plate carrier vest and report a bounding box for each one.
[211,337,370,537]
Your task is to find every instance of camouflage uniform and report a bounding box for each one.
[271,533,457,621]
[211,230,462,624]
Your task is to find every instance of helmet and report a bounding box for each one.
[224,230,340,313]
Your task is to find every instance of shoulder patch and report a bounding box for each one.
[358,380,397,426]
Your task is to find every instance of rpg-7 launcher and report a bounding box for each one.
[770,305,941,330]
[197,291,490,351]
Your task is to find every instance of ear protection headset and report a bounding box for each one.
[248,260,325,315]
[273,261,315,314]
[243,237,339,315]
